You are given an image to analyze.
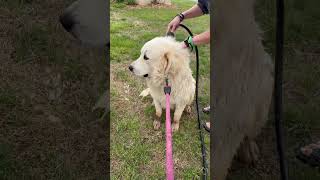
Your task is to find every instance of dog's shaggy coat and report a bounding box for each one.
[130,36,195,131]
[212,0,274,179]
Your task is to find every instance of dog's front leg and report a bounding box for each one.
[153,100,162,130]
[172,104,186,131]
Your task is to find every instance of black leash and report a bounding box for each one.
[172,24,209,180]
[275,0,288,179]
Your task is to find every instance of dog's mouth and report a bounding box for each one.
[143,74,148,77]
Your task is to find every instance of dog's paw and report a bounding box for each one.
[172,122,179,132]
[153,120,161,130]
[205,122,211,129]
[139,88,150,97]
[185,105,192,114]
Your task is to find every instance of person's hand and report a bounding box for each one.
[180,41,187,49]
[167,16,181,33]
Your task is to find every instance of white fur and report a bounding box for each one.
[130,36,195,131]
[139,88,150,97]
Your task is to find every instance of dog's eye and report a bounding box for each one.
[144,54,149,60]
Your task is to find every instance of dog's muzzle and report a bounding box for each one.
[128,65,148,77]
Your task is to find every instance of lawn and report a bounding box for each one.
[110,0,210,179]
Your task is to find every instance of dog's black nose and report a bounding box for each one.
[128,65,134,72]
[59,12,74,32]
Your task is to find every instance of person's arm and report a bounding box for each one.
[167,4,204,32]
[192,30,210,46]
[181,4,204,20]
[184,0,210,19]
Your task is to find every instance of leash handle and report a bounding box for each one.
[165,91,174,180]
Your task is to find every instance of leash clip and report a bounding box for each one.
[164,78,171,95]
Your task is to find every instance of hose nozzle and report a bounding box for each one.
[166,31,175,37]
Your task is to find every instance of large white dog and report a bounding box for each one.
[129,36,195,131]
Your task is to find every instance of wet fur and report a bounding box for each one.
[131,37,195,131]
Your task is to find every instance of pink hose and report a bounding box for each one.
[165,93,174,180]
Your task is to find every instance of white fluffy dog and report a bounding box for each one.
[129,36,195,131]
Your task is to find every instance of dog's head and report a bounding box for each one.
[59,0,108,47]
[128,36,190,78]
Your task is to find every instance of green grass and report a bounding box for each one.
[111,0,210,179]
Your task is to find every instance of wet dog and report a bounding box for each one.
[129,36,195,131]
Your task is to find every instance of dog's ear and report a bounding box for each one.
[163,52,173,74]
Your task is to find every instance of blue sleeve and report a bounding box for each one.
[198,0,209,14]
